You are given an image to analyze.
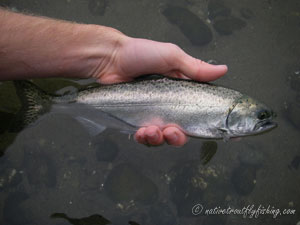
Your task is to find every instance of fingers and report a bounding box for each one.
[180,58,228,82]
[135,126,164,146]
[134,125,187,147]
[166,44,228,82]
[163,127,187,146]
[97,73,132,84]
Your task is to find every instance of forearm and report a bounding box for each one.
[0,8,126,80]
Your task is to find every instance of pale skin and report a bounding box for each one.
[0,8,227,146]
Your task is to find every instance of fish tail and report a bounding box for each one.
[11,80,52,132]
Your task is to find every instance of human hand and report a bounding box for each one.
[0,7,226,147]
[96,37,227,84]
[94,37,228,146]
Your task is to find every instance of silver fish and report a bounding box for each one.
[13,77,276,139]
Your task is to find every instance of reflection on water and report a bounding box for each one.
[1,0,300,224]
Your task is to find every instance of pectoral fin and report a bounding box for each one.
[217,128,230,142]
[75,116,106,136]
[52,104,137,136]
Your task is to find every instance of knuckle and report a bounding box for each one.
[165,43,181,54]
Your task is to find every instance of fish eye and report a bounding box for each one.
[257,110,271,120]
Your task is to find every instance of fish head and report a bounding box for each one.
[226,96,276,137]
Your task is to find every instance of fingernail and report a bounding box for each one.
[217,65,228,70]
[148,132,158,141]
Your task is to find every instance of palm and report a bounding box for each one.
[98,39,181,83]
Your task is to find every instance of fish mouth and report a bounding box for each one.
[254,120,277,132]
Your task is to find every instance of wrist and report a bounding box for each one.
[67,24,129,80]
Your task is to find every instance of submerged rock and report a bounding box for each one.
[208,0,231,20]
[240,8,254,19]
[238,144,264,167]
[207,0,247,35]
[169,161,228,217]
[0,167,22,191]
[162,5,213,46]
[150,203,177,225]
[201,215,227,225]
[231,163,257,196]
[3,192,32,225]
[92,131,120,162]
[104,163,158,205]
[89,0,108,16]
[126,213,146,225]
[24,152,57,188]
[289,155,300,170]
[285,101,300,130]
[95,140,119,161]
[287,70,300,93]
[213,16,246,35]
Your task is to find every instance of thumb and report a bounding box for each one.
[177,51,228,82]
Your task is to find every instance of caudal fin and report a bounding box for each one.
[10,80,52,132]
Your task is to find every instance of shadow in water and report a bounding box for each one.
[50,213,111,225]
[50,213,142,225]
[199,141,218,165]
[0,110,18,157]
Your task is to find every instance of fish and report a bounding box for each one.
[13,77,276,140]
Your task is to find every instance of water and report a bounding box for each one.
[0,0,300,224]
